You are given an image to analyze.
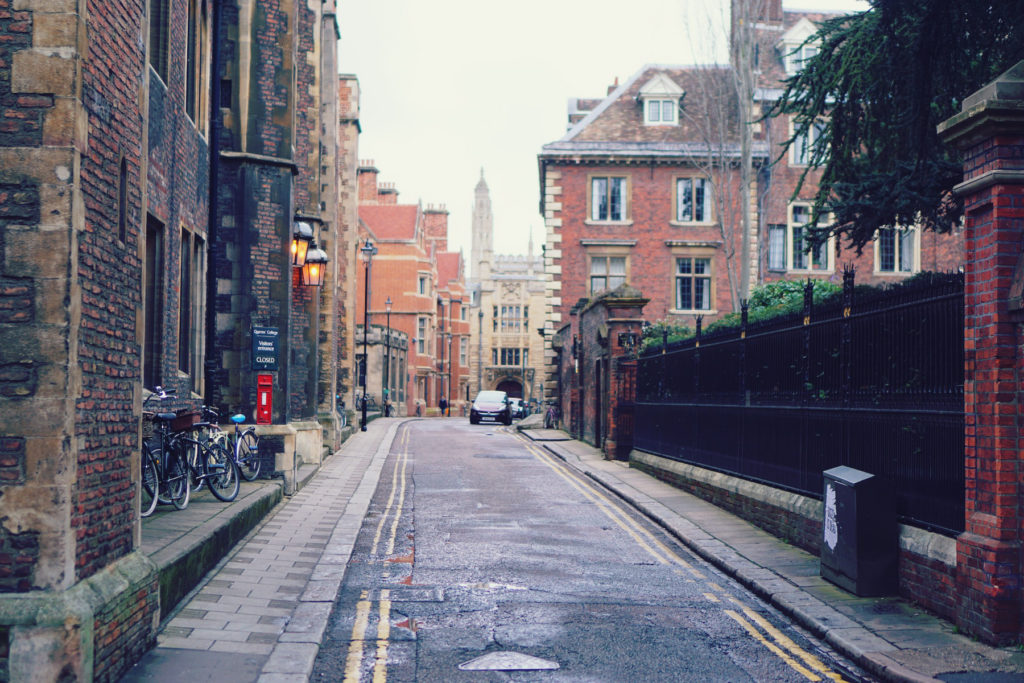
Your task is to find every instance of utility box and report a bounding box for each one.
[820,466,897,596]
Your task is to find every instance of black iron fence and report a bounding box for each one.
[636,271,964,535]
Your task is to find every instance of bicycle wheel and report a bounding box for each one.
[184,438,206,493]
[140,444,160,518]
[205,441,239,502]
[165,447,191,510]
[236,429,261,481]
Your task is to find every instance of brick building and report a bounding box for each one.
[357,163,467,417]
[537,0,963,402]
[0,0,351,675]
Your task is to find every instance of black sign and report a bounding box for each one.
[252,326,279,370]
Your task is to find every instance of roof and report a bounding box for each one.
[545,64,740,153]
[436,251,463,287]
[358,205,419,241]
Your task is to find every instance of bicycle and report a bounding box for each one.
[544,401,561,429]
[142,387,192,512]
[180,406,240,502]
[220,412,261,481]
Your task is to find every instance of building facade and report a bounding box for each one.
[468,172,547,407]
[0,0,353,675]
[537,0,963,401]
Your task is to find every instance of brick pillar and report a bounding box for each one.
[601,291,648,460]
[938,60,1024,645]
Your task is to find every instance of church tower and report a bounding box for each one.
[470,168,493,280]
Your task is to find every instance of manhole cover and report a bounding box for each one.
[458,652,560,671]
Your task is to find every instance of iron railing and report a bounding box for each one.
[636,271,964,535]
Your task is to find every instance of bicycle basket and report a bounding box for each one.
[170,409,201,432]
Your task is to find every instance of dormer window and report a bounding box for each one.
[777,18,819,76]
[646,99,677,124]
[637,72,684,127]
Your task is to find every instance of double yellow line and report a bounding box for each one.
[344,426,411,682]
[515,433,846,683]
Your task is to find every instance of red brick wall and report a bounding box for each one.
[75,0,149,581]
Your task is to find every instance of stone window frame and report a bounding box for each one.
[874,225,920,275]
[787,202,834,273]
[666,241,719,315]
[586,174,631,224]
[672,175,713,225]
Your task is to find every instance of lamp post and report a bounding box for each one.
[477,308,484,393]
[360,238,377,431]
[446,332,452,416]
[437,297,445,415]
[384,296,392,417]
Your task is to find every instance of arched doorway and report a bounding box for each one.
[496,379,522,398]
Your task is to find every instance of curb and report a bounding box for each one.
[540,442,938,683]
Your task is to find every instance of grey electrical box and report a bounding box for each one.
[820,466,897,596]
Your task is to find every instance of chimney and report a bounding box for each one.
[378,181,398,205]
[607,76,619,95]
[357,159,379,202]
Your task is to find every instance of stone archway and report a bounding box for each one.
[496,379,523,398]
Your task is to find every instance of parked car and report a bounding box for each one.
[509,398,525,419]
[470,390,512,425]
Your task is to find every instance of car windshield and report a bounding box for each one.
[476,391,506,402]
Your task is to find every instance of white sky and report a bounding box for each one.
[337,0,868,260]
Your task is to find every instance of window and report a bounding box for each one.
[143,215,165,389]
[185,0,209,132]
[178,229,206,393]
[500,305,521,333]
[460,340,467,367]
[491,348,498,365]
[790,204,831,271]
[417,317,426,353]
[418,276,427,295]
[767,224,787,270]
[460,305,467,321]
[590,176,627,222]
[148,0,170,83]
[676,177,711,223]
[645,99,677,125]
[876,227,918,273]
[675,257,712,311]
[792,119,826,166]
[499,348,521,366]
[589,255,626,294]
[785,43,818,76]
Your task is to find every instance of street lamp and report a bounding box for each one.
[292,221,314,267]
[437,296,445,415]
[360,238,377,431]
[384,296,392,417]
[477,308,484,394]
[446,331,452,416]
[300,241,328,287]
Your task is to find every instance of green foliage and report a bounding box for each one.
[766,0,1024,250]
[640,320,693,353]
[641,280,841,350]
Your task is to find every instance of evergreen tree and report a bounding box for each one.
[768,0,1024,249]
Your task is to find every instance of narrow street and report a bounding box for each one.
[311,419,864,682]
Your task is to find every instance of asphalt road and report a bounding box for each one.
[311,418,866,682]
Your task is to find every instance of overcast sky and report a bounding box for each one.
[337,0,868,260]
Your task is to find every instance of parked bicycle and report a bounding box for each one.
[180,406,240,502]
[142,387,192,515]
[544,401,561,429]
[219,411,261,481]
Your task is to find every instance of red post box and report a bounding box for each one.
[256,374,273,425]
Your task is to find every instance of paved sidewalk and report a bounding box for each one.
[522,428,1024,683]
[122,418,402,682]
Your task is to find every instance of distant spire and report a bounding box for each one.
[475,167,488,192]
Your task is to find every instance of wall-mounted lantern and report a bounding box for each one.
[300,242,329,287]
[292,221,314,267]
